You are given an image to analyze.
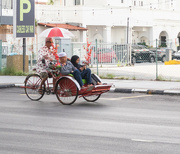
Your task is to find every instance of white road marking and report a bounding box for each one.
[131,139,153,143]
[101,95,152,100]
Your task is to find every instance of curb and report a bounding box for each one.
[111,88,180,96]
[1,84,180,96]
[0,84,15,89]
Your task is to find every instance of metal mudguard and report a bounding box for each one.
[57,76,81,90]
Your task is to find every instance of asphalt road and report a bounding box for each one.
[0,88,180,154]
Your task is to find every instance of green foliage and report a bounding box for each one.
[132,76,136,80]
[106,73,115,79]
[0,67,27,76]
[99,73,115,79]
[117,60,121,67]
[48,0,54,5]
[156,75,166,81]
[35,19,38,27]
[137,42,148,47]
[159,43,167,47]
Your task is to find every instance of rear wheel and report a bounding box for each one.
[83,94,101,102]
[24,74,45,101]
[55,77,78,105]
[162,56,166,62]
[150,56,155,63]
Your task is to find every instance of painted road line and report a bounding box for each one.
[131,139,180,144]
[131,139,154,143]
[101,95,152,100]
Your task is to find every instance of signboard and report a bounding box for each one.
[0,0,2,25]
[13,0,35,38]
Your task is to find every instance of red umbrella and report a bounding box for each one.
[39,27,74,38]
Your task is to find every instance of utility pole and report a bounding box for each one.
[127,17,129,44]
[23,38,26,72]
[127,17,130,64]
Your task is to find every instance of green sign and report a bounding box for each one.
[13,0,35,38]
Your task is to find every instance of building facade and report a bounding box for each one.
[36,0,180,50]
[1,0,180,51]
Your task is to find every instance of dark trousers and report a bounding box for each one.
[81,68,92,85]
[73,68,92,87]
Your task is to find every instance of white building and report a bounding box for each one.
[36,0,180,50]
[1,0,180,51]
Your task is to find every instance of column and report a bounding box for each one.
[80,30,87,43]
[103,26,112,43]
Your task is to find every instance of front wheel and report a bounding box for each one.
[24,74,45,101]
[83,94,101,102]
[55,77,78,105]
[131,56,136,64]
[150,56,155,63]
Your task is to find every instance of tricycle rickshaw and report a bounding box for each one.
[23,62,113,105]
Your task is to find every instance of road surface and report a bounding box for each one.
[0,88,180,154]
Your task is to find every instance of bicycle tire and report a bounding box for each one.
[24,74,45,101]
[83,94,101,102]
[55,77,78,105]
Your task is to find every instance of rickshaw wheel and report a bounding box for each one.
[83,94,101,102]
[55,77,78,105]
[24,74,45,101]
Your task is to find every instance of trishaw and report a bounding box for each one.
[24,63,113,105]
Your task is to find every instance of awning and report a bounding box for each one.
[38,23,88,31]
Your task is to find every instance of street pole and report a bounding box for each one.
[95,39,98,75]
[156,39,158,80]
[127,17,129,64]
[127,17,129,44]
[23,38,26,72]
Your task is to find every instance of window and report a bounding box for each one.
[82,0,84,5]
[141,1,143,6]
[121,0,124,3]
[64,0,66,6]
[75,0,80,5]
[134,1,136,6]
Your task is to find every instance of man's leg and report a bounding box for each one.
[81,68,92,85]
[73,70,84,87]
[39,72,48,90]
[52,78,56,92]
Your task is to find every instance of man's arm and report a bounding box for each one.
[60,66,71,75]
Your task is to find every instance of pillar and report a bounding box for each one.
[103,26,112,43]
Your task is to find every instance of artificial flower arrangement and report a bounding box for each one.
[48,43,61,77]
[83,39,92,66]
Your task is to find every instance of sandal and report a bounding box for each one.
[97,82,102,85]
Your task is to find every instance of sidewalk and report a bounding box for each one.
[91,63,180,80]
[0,76,180,95]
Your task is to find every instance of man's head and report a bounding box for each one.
[58,52,67,63]
[45,37,53,49]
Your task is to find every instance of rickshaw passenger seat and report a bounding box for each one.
[68,74,87,84]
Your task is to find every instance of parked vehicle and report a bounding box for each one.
[131,45,155,63]
[151,48,176,62]
[93,48,117,63]
[172,50,180,60]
